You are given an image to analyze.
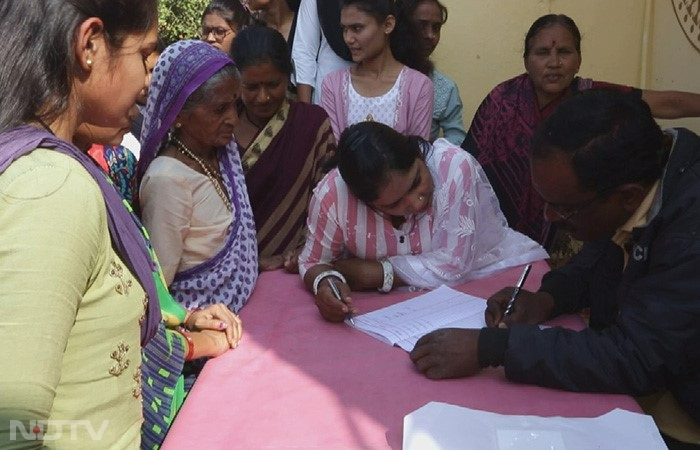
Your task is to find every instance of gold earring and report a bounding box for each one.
[175,122,182,129]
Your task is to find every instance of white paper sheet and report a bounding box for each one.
[403,402,668,450]
[350,285,487,351]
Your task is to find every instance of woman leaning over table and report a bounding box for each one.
[321,0,434,141]
[231,26,335,271]
[462,13,700,250]
[138,40,258,313]
[0,0,160,447]
[299,122,548,322]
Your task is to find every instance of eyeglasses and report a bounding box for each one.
[201,27,233,42]
[546,195,602,222]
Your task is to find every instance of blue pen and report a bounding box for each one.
[328,278,355,325]
[503,264,532,317]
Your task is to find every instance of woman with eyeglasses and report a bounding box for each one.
[201,0,254,54]
[298,122,547,322]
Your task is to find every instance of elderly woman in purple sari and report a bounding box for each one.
[137,40,258,313]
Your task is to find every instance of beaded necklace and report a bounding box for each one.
[170,135,232,212]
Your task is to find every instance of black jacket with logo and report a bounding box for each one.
[481,128,700,425]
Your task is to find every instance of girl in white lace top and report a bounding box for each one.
[320,0,434,141]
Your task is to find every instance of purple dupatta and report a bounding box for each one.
[0,125,161,344]
[138,40,258,313]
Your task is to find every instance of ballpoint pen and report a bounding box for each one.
[328,278,355,325]
[503,264,532,317]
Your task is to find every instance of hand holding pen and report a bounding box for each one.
[311,271,356,323]
[328,278,355,325]
[503,264,532,317]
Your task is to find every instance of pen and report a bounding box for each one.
[328,278,355,325]
[503,264,532,317]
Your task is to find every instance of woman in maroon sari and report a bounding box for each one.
[463,14,700,250]
[231,25,335,270]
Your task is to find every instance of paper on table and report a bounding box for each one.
[349,285,487,351]
[403,402,668,450]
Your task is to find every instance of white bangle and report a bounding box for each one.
[378,258,394,293]
[312,270,347,296]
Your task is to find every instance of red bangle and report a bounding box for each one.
[177,330,195,361]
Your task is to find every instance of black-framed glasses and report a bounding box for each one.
[201,27,233,42]
[546,195,602,221]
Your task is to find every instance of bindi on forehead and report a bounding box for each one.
[551,40,557,47]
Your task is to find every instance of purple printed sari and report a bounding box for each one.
[138,40,258,313]
[462,73,638,248]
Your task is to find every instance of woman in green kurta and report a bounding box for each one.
[0,1,161,447]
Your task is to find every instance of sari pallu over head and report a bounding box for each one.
[138,40,258,313]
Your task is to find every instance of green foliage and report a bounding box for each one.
[158,0,209,45]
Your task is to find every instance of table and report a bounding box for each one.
[162,262,641,449]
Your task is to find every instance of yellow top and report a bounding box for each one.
[0,150,144,449]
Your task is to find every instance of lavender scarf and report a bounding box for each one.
[0,125,161,344]
[138,40,258,312]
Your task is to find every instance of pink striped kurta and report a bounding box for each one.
[299,139,548,288]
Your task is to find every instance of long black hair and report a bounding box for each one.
[342,0,433,75]
[0,0,158,132]
[319,0,353,62]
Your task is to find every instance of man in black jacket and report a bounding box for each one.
[410,90,700,448]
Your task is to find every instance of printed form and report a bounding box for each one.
[349,285,487,351]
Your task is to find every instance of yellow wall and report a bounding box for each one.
[435,0,700,133]
[646,0,700,131]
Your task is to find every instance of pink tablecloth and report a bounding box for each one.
[162,262,640,449]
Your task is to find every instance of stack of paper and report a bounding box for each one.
[349,285,487,351]
[403,402,667,450]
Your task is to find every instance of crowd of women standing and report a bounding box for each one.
[1,0,699,448]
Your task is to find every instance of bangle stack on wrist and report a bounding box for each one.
[378,258,394,293]
[312,270,347,295]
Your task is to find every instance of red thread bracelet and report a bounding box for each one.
[184,307,201,330]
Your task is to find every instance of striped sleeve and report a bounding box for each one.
[298,170,347,277]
